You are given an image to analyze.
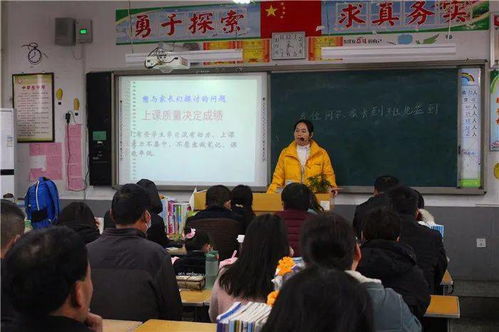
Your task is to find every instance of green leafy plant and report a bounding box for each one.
[307,174,332,193]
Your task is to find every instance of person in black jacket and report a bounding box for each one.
[230,185,256,233]
[357,208,430,320]
[1,200,26,331]
[387,185,448,294]
[57,202,100,244]
[353,175,399,238]
[103,179,171,248]
[87,184,182,322]
[173,227,212,274]
[187,185,243,223]
[4,227,102,332]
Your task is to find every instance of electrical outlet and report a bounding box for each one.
[476,238,486,248]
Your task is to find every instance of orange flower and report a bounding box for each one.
[267,290,279,306]
[276,257,295,276]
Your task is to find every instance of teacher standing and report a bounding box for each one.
[267,119,338,196]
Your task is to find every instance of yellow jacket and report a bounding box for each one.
[267,140,337,193]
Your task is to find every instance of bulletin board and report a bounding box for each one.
[12,73,55,143]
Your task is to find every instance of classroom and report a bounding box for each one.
[1,1,499,331]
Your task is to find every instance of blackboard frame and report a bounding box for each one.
[110,60,486,195]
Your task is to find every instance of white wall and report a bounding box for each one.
[1,1,498,206]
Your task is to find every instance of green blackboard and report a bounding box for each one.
[270,68,458,187]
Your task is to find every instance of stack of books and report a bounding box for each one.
[159,197,190,235]
[216,302,271,332]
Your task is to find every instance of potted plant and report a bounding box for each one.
[307,174,332,193]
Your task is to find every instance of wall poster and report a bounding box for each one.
[12,73,55,143]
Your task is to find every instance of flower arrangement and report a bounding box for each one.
[266,256,303,306]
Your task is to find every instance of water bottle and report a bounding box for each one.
[205,250,219,289]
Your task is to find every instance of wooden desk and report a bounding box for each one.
[103,319,142,332]
[136,320,216,332]
[194,192,331,213]
[180,289,212,306]
[425,295,460,319]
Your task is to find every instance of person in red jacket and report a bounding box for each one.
[276,183,314,256]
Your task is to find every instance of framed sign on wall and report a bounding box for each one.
[12,73,55,143]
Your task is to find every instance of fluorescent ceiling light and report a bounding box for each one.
[321,44,457,59]
[126,49,243,66]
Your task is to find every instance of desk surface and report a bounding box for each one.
[180,289,212,306]
[425,295,460,319]
[103,319,142,332]
[136,320,216,332]
[441,270,454,286]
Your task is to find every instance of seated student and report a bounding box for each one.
[209,214,290,322]
[56,202,100,244]
[87,184,182,322]
[187,185,243,223]
[1,200,26,330]
[357,208,430,321]
[300,213,421,332]
[415,190,436,227]
[230,185,256,233]
[275,183,314,256]
[262,266,374,332]
[388,186,447,294]
[308,187,325,214]
[3,227,102,332]
[173,227,212,275]
[353,175,400,238]
[103,179,171,248]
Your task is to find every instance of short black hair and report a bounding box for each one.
[111,183,150,225]
[206,185,231,208]
[300,213,356,270]
[415,189,425,209]
[1,199,25,250]
[293,119,314,134]
[183,227,211,252]
[362,208,401,241]
[4,227,88,316]
[262,266,374,332]
[231,185,253,207]
[136,179,163,214]
[281,183,310,211]
[373,175,399,193]
[57,202,96,227]
[387,185,419,216]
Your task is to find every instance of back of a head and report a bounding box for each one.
[262,266,373,332]
[1,200,25,252]
[57,202,96,227]
[300,213,355,270]
[219,214,289,299]
[231,185,253,208]
[373,175,399,193]
[183,227,211,252]
[111,183,150,225]
[4,227,88,316]
[136,178,163,215]
[387,185,419,216]
[281,183,310,211]
[206,185,231,208]
[415,190,425,209]
[362,208,401,241]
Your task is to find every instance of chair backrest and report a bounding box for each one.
[185,218,242,261]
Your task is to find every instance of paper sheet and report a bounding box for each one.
[29,142,63,181]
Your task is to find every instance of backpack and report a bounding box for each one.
[25,177,60,229]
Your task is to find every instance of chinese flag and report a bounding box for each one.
[260,1,322,38]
